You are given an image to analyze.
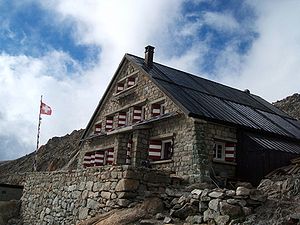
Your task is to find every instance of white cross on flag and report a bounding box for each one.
[40,102,52,115]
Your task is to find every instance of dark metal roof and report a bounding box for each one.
[248,134,300,154]
[127,54,300,140]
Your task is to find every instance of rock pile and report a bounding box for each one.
[159,185,267,225]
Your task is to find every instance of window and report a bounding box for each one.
[127,77,136,88]
[162,140,172,160]
[133,106,143,123]
[116,82,125,93]
[83,148,114,168]
[118,112,127,127]
[213,142,225,160]
[148,139,173,161]
[151,101,167,117]
[94,121,102,134]
[213,141,236,162]
[105,116,113,131]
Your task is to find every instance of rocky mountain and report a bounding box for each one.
[273,93,300,120]
[0,129,84,184]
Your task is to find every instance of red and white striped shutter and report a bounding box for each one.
[118,112,127,127]
[117,83,124,93]
[225,143,236,162]
[151,104,161,117]
[95,150,104,166]
[105,117,113,131]
[83,152,91,167]
[148,140,162,161]
[106,148,114,165]
[127,77,135,87]
[94,123,101,134]
[133,106,142,123]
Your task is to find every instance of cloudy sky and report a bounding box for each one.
[0,0,300,160]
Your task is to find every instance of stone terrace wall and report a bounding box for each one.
[21,166,170,225]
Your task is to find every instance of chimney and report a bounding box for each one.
[144,45,155,68]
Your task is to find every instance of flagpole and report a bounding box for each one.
[34,95,42,171]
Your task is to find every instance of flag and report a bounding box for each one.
[40,102,52,115]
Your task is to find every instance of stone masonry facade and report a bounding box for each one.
[80,57,238,183]
[21,166,170,225]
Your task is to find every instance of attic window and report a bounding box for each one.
[213,141,236,162]
[116,83,125,93]
[94,121,102,134]
[127,77,136,88]
[105,116,114,131]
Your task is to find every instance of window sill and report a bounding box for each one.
[150,159,173,165]
[213,159,237,166]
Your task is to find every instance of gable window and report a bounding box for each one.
[127,77,136,88]
[118,112,127,127]
[213,141,236,162]
[94,121,102,134]
[116,82,125,93]
[105,116,113,131]
[133,106,142,123]
[148,139,173,161]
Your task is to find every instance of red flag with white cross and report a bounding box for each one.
[40,102,52,115]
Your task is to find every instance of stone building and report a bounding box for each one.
[80,46,300,185]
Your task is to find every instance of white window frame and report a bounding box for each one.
[161,139,172,160]
[213,141,225,161]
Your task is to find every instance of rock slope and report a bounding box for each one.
[273,93,300,120]
[0,129,84,184]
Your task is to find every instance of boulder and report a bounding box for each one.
[209,191,225,199]
[203,208,220,222]
[236,187,250,196]
[209,199,220,211]
[115,179,139,192]
[219,201,243,218]
[170,203,198,219]
[191,189,202,199]
[186,215,203,224]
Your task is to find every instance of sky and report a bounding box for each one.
[0,0,300,160]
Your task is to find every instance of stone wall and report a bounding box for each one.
[21,166,170,225]
[148,115,196,178]
[88,60,182,137]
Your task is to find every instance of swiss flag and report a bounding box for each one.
[40,102,52,115]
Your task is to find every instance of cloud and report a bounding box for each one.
[1,0,300,161]
[219,1,300,101]
[0,0,186,160]
[203,11,239,32]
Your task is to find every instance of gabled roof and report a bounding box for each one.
[81,52,300,143]
[126,54,300,140]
